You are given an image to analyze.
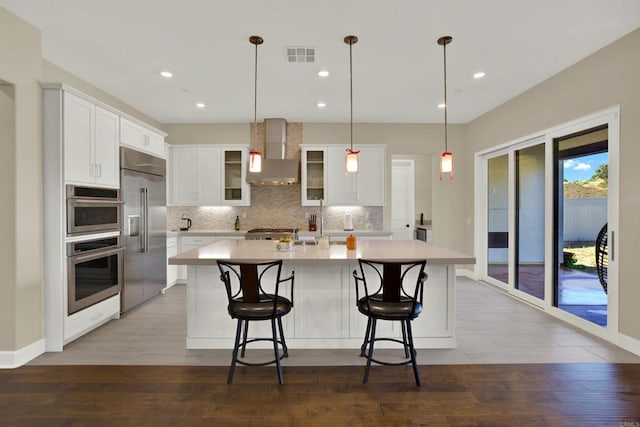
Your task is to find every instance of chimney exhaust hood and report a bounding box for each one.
[246,118,299,185]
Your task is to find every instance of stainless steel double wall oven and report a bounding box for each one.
[66,185,124,315]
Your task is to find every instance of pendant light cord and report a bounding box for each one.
[249,35,263,151]
[253,40,258,148]
[349,40,353,151]
[443,40,448,153]
[254,40,258,129]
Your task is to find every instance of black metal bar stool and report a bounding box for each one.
[217,260,294,384]
[352,259,427,386]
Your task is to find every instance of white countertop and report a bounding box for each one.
[167,229,248,238]
[169,239,475,266]
[298,229,393,237]
[167,229,393,238]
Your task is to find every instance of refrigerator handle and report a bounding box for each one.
[143,188,150,254]
[139,188,148,253]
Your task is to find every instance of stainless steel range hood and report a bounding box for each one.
[246,118,299,185]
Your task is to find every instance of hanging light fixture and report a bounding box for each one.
[438,35,453,180]
[249,35,263,173]
[344,35,360,174]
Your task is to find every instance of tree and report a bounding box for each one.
[591,163,608,183]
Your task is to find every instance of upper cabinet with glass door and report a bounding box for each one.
[301,146,327,206]
[222,147,250,205]
[168,144,250,206]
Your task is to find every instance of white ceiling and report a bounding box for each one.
[2,0,640,124]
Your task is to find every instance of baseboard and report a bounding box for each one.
[0,339,45,369]
[618,333,640,357]
[456,268,476,280]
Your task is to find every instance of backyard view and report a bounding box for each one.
[563,161,607,271]
[560,154,608,326]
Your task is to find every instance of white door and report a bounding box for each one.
[391,159,415,240]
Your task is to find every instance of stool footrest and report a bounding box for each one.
[360,337,416,366]
[235,337,288,367]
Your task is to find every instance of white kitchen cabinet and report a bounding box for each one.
[166,237,178,289]
[301,146,327,206]
[170,146,199,205]
[63,92,119,187]
[293,264,351,339]
[325,145,386,206]
[169,145,250,206]
[177,235,217,281]
[197,147,222,205]
[120,117,166,158]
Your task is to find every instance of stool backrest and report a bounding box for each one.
[217,260,283,308]
[354,259,427,308]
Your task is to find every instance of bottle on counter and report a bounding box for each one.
[234,215,240,231]
[346,234,357,250]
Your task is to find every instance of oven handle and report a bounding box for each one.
[70,246,125,264]
[68,198,125,204]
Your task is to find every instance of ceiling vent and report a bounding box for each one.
[285,46,315,63]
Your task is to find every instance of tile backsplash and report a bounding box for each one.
[167,121,383,232]
[167,185,382,231]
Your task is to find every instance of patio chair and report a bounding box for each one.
[595,223,608,294]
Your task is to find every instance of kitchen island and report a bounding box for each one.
[169,239,475,349]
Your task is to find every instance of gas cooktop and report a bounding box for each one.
[245,228,298,240]
[247,228,298,233]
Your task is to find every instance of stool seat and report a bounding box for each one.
[229,295,292,320]
[357,295,422,320]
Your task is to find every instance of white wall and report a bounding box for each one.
[466,28,640,341]
[0,7,43,351]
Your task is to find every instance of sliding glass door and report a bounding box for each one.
[553,126,609,326]
[515,143,545,300]
[476,107,618,335]
[487,154,509,285]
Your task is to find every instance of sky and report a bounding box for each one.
[563,152,608,182]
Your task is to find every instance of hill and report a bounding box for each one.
[564,178,608,198]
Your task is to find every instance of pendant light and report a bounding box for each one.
[248,35,263,173]
[438,35,453,180]
[344,35,360,174]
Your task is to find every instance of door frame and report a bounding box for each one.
[474,105,620,342]
[391,158,416,240]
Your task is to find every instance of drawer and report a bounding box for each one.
[64,295,120,343]
[180,236,216,247]
[166,237,177,249]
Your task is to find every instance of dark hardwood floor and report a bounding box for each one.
[2,364,640,426]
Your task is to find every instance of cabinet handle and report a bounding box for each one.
[97,164,102,177]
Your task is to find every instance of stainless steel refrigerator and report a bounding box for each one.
[120,147,167,312]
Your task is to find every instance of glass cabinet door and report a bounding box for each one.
[222,147,249,205]
[302,147,326,206]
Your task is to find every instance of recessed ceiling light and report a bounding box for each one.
[160,71,173,78]
[473,72,486,79]
[196,102,206,108]
[318,70,329,77]
[438,103,446,109]
[317,101,327,108]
